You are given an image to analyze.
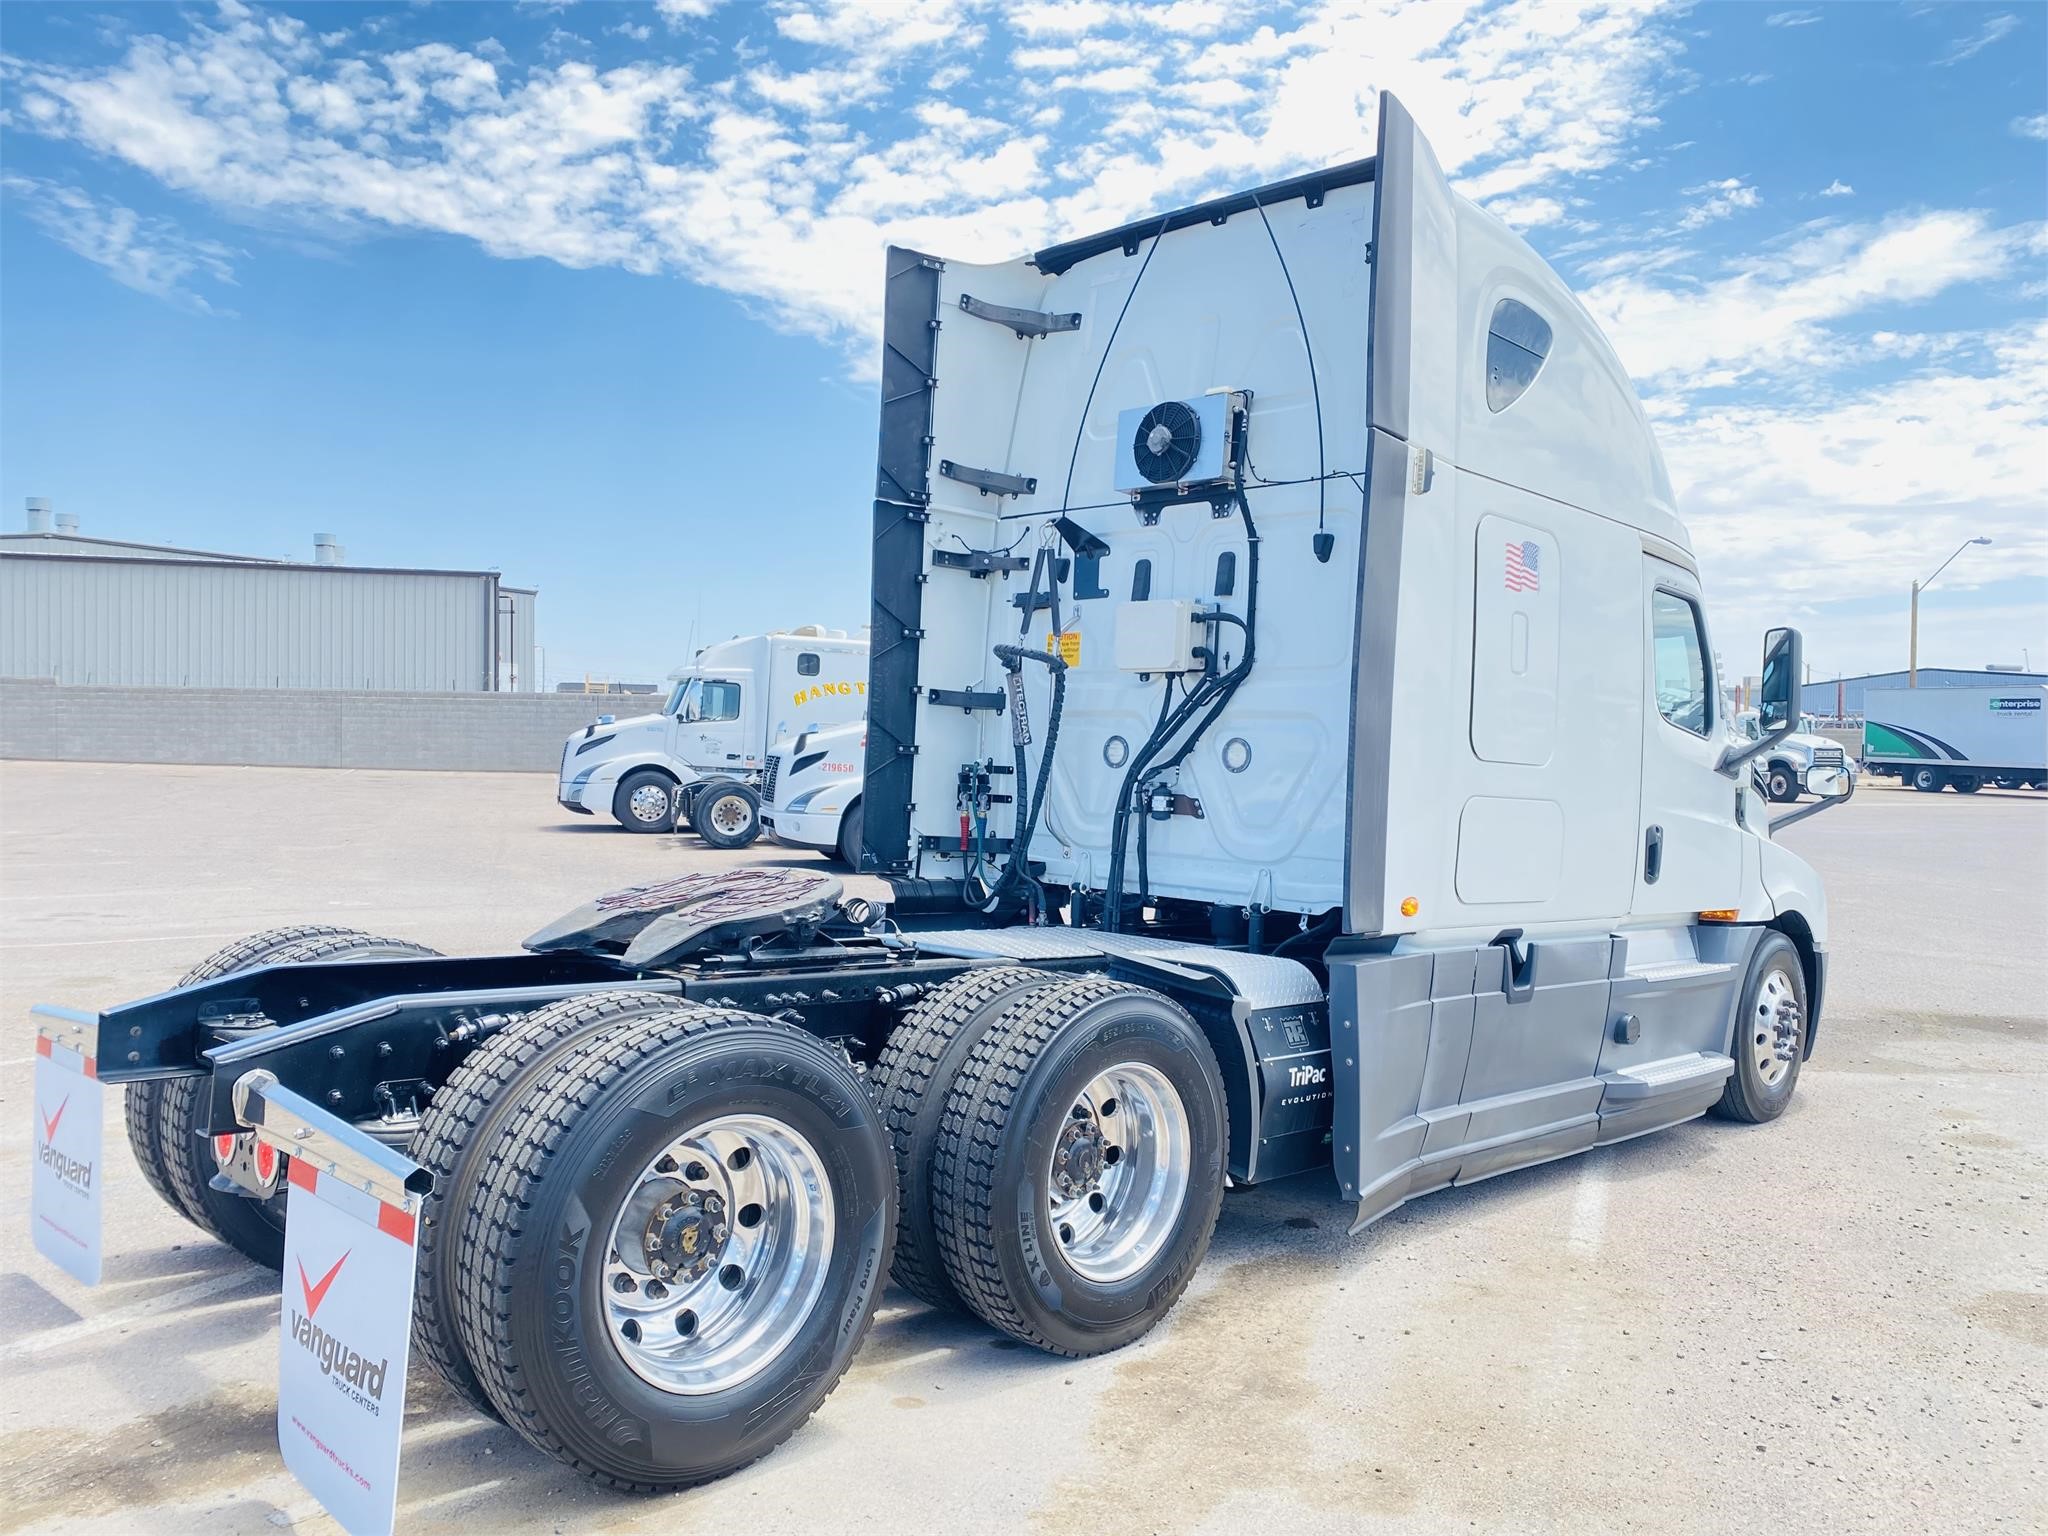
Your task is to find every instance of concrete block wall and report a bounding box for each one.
[0,677,626,773]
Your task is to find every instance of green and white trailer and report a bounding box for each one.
[1862,685,2046,792]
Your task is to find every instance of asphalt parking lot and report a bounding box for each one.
[2,762,2042,1535]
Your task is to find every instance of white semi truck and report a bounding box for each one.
[760,719,867,866]
[557,627,868,841]
[1862,685,2046,791]
[37,97,1849,1507]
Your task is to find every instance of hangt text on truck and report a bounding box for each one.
[34,98,1849,1498]
[558,627,868,841]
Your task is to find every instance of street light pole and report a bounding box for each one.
[1909,537,1992,687]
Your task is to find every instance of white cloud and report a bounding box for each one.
[0,0,1685,355]
[1765,9,1820,26]
[607,19,654,43]
[1820,179,1853,197]
[0,172,238,311]
[1584,211,2035,388]
[1676,176,1760,229]
[2012,112,2048,141]
[656,0,725,23]
[1937,12,2019,66]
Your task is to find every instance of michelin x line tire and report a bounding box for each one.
[410,989,697,1421]
[150,928,441,1272]
[930,977,1227,1357]
[451,1004,895,1491]
[873,965,1065,1310]
[1713,931,1808,1125]
[613,768,679,832]
[694,781,763,850]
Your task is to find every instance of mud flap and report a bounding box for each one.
[239,1071,431,1536]
[30,1007,104,1285]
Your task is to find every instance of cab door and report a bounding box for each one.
[1633,558,1741,917]
[691,674,755,770]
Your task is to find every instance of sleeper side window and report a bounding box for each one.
[1651,590,1711,738]
[797,653,820,677]
[699,681,742,722]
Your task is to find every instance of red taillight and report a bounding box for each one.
[212,1133,237,1167]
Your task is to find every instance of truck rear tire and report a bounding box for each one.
[1951,774,1980,794]
[1912,766,1944,792]
[1712,932,1806,1125]
[835,800,864,870]
[694,782,762,849]
[929,977,1227,1357]
[613,768,679,832]
[153,928,440,1271]
[451,1004,894,1490]
[410,989,695,1421]
[873,966,1063,1310]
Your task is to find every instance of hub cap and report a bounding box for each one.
[627,783,671,823]
[602,1114,834,1395]
[1753,967,1802,1087]
[1045,1062,1192,1284]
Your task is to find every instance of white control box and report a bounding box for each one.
[1113,600,1203,674]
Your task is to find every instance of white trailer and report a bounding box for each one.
[45,97,1849,1509]
[1863,685,2046,791]
[556,627,868,840]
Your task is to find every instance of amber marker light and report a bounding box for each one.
[1698,909,1740,923]
[1399,897,1419,918]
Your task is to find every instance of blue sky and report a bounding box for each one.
[2,0,2043,686]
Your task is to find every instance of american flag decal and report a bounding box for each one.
[1505,539,1541,593]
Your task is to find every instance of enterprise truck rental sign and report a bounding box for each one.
[278,1156,419,1536]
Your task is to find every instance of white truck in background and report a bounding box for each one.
[761,719,867,867]
[558,627,869,840]
[1862,685,2046,792]
[1734,710,1855,802]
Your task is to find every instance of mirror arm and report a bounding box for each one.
[1769,773,1856,832]
[1716,716,1792,777]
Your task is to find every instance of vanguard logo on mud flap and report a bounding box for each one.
[289,1251,391,1407]
[36,1098,94,1194]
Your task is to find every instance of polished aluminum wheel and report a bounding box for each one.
[602,1114,835,1395]
[704,792,754,837]
[1045,1062,1192,1284]
[1752,965,1802,1087]
[627,783,672,824]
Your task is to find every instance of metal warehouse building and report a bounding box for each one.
[1803,667,2047,718]
[0,504,536,692]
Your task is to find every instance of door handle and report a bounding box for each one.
[1644,825,1664,884]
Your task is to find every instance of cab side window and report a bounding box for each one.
[1651,590,1711,737]
[699,682,742,721]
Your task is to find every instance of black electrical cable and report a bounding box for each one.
[1102,487,1261,931]
[973,645,1067,916]
[1059,210,1175,516]
[1249,189,1327,539]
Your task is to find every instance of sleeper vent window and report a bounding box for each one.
[1485,299,1552,413]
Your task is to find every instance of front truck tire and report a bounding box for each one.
[131,926,440,1272]
[835,799,864,870]
[613,767,679,832]
[410,990,696,1421]
[929,977,1227,1357]
[1713,931,1808,1125]
[872,965,1064,1310]
[451,1004,894,1491]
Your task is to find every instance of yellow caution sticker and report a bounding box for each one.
[1045,631,1081,667]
